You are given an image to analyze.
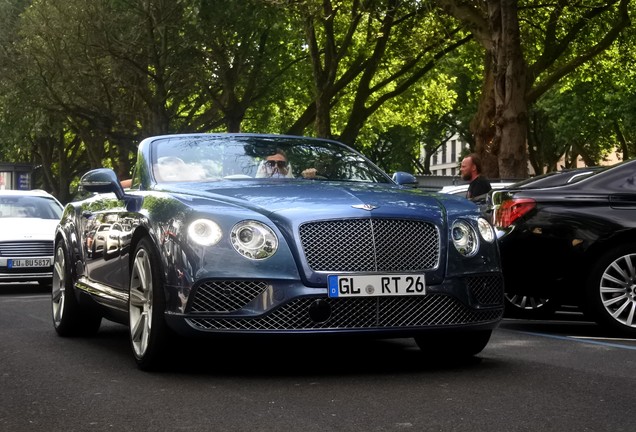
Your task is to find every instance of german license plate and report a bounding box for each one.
[328,274,426,298]
[8,258,51,268]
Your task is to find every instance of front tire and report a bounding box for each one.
[128,237,172,371]
[586,246,636,336]
[51,241,101,336]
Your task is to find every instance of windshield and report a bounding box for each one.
[0,195,63,219]
[150,135,392,184]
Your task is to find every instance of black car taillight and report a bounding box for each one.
[494,198,536,228]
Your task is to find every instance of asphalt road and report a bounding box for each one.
[1,283,635,432]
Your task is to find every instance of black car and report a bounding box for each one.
[506,166,604,189]
[487,167,605,214]
[492,159,636,335]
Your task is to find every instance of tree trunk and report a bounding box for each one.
[314,91,332,138]
[489,0,528,179]
[614,120,629,160]
[471,51,499,179]
[302,4,335,140]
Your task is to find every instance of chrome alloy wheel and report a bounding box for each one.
[51,246,67,328]
[599,253,636,329]
[129,247,154,359]
[505,293,551,311]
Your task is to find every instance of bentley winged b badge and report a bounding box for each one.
[351,204,378,211]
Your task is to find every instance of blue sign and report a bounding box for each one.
[17,172,31,190]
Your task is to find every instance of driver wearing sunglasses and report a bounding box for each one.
[265,155,289,174]
[256,148,319,179]
[256,149,294,178]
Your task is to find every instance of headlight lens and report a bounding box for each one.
[451,220,479,257]
[477,217,495,243]
[187,219,223,246]
[231,220,278,260]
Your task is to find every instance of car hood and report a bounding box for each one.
[0,218,58,241]
[159,180,474,222]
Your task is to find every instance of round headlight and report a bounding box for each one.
[231,220,278,260]
[477,217,495,243]
[187,219,223,246]
[451,220,479,257]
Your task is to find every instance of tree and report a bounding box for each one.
[439,0,631,178]
[1,0,300,194]
[182,0,301,132]
[1,0,634,201]
[529,24,636,171]
[281,0,471,148]
[364,125,420,173]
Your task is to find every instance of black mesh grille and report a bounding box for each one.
[187,295,503,331]
[190,280,269,312]
[299,219,439,272]
[466,274,504,306]
[0,241,53,257]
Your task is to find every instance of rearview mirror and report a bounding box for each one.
[80,168,126,200]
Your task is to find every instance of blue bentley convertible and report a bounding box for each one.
[52,133,504,370]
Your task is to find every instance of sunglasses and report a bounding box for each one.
[265,160,288,169]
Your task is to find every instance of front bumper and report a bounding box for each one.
[165,273,504,336]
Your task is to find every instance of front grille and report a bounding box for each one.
[299,219,439,272]
[187,295,503,331]
[190,280,269,312]
[0,241,53,257]
[466,274,504,305]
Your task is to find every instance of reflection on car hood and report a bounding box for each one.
[0,218,58,241]
[161,181,465,221]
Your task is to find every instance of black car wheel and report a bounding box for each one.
[504,293,556,319]
[414,330,492,358]
[128,237,172,370]
[587,246,636,336]
[51,241,101,336]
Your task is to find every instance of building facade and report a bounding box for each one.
[427,136,467,177]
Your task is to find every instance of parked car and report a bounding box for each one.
[0,189,64,286]
[489,166,607,314]
[52,133,504,370]
[492,159,636,335]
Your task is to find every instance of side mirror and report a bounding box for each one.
[392,171,418,187]
[80,168,126,201]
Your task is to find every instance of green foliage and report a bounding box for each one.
[530,21,636,169]
[362,125,420,174]
[0,0,634,200]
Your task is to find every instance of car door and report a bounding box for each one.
[81,196,128,291]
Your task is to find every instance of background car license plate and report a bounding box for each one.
[8,258,51,268]
[328,274,426,298]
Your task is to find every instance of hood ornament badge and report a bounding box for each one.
[352,204,378,211]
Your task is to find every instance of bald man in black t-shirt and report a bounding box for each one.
[460,153,492,200]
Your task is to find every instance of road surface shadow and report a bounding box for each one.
[0,282,49,295]
[165,335,492,376]
[84,322,497,375]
